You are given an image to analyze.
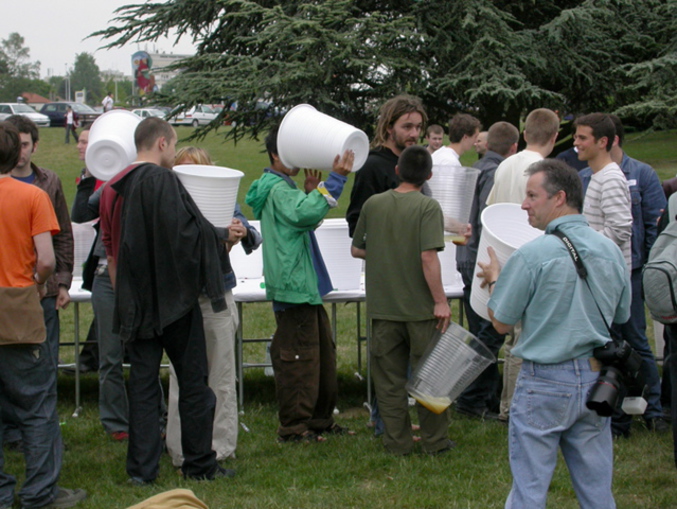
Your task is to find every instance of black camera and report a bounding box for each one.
[586,339,647,417]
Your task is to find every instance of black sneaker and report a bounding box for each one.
[127,477,153,486]
[612,428,631,440]
[427,439,457,456]
[645,417,671,433]
[185,465,236,481]
[38,487,87,508]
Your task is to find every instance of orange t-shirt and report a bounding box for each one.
[0,177,60,287]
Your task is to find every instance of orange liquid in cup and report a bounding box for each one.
[414,395,452,414]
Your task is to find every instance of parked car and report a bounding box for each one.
[169,105,218,127]
[131,108,167,119]
[0,103,50,127]
[39,102,101,128]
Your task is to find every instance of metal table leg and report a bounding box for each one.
[72,302,82,417]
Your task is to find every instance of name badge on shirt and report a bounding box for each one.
[627,179,637,187]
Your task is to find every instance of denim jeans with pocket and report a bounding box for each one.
[0,343,62,508]
[506,359,615,509]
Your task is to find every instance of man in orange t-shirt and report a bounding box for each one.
[0,122,87,508]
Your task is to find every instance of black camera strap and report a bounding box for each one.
[550,229,615,336]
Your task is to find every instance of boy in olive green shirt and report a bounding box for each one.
[351,145,453,455]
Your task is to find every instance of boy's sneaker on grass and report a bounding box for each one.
[185,465,236,481]
[33,487,87,508]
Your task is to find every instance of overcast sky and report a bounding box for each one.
[1,1,196,78]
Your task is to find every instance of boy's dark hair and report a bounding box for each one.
[608,114,625,147]
[265,123,280,165]
[573,113,616,151]
[0,122,21,174]
[447,113,481,143]
[5,115,39,144]
[397,145,432,187]
[134,117,175,151]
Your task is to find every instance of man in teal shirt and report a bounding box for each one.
[478,159,631,508]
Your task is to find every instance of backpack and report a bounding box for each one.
[643,193,677,324]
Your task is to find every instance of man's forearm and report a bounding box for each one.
[421,250,446,305]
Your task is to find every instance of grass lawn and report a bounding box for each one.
[11,125,677,508]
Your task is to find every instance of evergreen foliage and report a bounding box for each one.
[94,0,677,139]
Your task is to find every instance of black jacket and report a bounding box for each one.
[346,146,399,237]
[112,163,230,341]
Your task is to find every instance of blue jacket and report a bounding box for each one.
[580,153,666,270]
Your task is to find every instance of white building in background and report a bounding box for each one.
[100,69,128,83]
[147,52,191,90]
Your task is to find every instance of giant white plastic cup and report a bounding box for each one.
[85,110,141,181]
[173,165,244,228]
[428,165,480,244]
[314,218,363,291]
[71,221,97,281]
[407,322,496,414]
[438,241,463,288]
[470,203,543,320]
[277,104,369,172]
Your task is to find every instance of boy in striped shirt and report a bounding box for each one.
[574,113,632,270]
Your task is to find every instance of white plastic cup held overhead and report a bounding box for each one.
[470,203,543,321]
[277,104,369,172]
[85,110,141,181]
[406,322,496,414]
[173,164,244,228]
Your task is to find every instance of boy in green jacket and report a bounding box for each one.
[245,124,354,442]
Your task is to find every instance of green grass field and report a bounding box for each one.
[12,125,677,508]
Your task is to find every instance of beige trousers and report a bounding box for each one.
[166,291,239,466]
[499,323,522,420]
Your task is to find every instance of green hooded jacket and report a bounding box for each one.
[245,171,330,305]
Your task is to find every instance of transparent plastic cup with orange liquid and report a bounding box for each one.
[444,217,471,246]
[407,322,496,415]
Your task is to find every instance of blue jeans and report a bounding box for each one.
[0,343,63,508]
[506,359,615,509]
[3,297,59,445]
[612,268,663,433]
[92,270,129,434]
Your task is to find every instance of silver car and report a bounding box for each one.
[132,108,168,119]
[170,105,218,127]
[0,103,51,127]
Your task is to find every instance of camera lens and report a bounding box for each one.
[586,367,623,417]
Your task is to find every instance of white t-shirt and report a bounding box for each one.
[102,96,114,111]
[486,150,543,205]
[431,146,461,167]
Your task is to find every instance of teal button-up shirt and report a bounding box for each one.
[489,214,631,364]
